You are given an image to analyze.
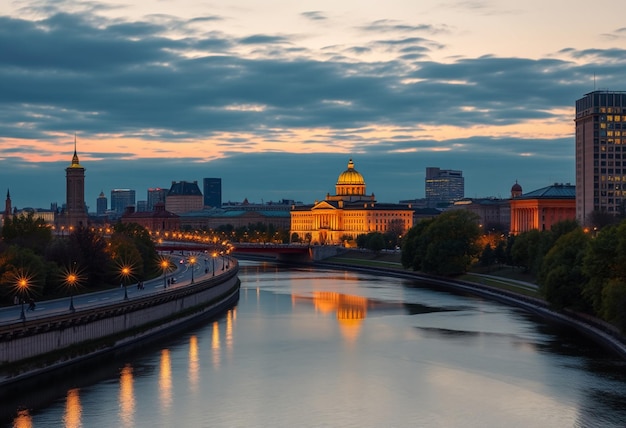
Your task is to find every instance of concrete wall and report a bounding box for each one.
[0,267,239,370]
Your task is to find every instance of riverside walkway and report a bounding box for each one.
[0,253,233,326]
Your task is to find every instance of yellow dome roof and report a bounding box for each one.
[337,159,364,185]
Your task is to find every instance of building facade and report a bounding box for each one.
[121,202,180,232]
[290,159,414,245]
[509,183,576,235]
[203,178,222,208]
[425,167,464,207]
[576,90,626,224]
[165,181,203,214]
[111,189,136,215]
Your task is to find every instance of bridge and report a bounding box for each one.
[155,242,344,262]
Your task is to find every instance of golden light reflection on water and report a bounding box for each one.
[12,409,32,428]
[212,321,221,368]
[63,388,82,428]
[119,364,135,428]
[159,349,172,411]
[189,336,199,391]
[305,291,369,344]
[226,309,234,352]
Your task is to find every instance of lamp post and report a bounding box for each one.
[121,266,131,300]
[221,252,225,271]
[67,273,77,312]
[189,255,197,284]
[212,252,217,276]
[17,277,28,321]
[160,259,169,289]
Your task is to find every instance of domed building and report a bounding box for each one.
[290,159,414,245]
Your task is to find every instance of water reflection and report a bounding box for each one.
[159,349,172,412]
[212,321,221,368]
[63,388,81,428]
[12,409,32,428]
[189,336,199,392]
[119,364,135,428]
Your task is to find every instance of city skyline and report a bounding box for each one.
[1,0,624,208]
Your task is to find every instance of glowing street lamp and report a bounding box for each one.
[212,252,217,276]
[120,266,132,300]
[189,255,197,283]
[16,276,28,321]
[67,273,78,312]
[160,259,170,289]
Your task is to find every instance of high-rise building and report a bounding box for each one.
[136,200,148,212]
[111,189,136,214]
[96,191,107,216]
[165,181,203,214]
[65,140,88,228]
[425,167,464,207]
[147,188,167,211]
[575,90,626,224]
[203,178,222,208]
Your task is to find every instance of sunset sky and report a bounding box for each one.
[1,0,625,209]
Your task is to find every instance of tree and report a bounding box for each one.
[538,228,590,310]
[366,232,385,253]
[1,212,52,255]
[112,222,159,280]
[401,218,434,271]
[582,224,619,313]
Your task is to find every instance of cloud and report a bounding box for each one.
[301,11,327,21]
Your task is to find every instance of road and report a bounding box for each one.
[0,253,232,325]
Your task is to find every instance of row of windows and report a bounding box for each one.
[599,115,626,122]
[599,123,623,129]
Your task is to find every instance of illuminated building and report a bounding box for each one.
[64,140,88,228]
[165,181,203,214]
[425,167,464,207]
[290,159,414,245]
[509,183,576,234]
[575,90,626,224]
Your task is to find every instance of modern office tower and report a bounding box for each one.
[203,177,222,208]
[147,188,167,211]
[65,141,88,228]
[96,191,107,216]
[425,167,464,207]
[111,189,136,214]
[165,181,203,214]
[575,90,626,224]
[136,200,148,212]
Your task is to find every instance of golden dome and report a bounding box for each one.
[337,159,365,185]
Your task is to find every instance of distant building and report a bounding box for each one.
[425,167,464,207]
[3,189,11,225]
[450,197,510,231]
[290,159,414,245]
[165,181,203,214]
[111,189,136,215]
[64,141,88,229]
[147,188,167,211]
[136,200,148,212]
[179,207,291,231]
[96,191,107,216]
[509,183,576,235]
[203,178,222,208]
[575,90,626,224]
[121,202,180,232]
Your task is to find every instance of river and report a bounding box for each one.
[3,261,626,427]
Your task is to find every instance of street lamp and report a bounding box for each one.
[189,255,197,284]
[17,277,28,321]
[121,266,132,300]
[212,252,217,276]
[160,259,169,289]
[221,252,225,271]
[67,273,78,312]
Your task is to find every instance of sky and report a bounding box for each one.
[1,0,625,210]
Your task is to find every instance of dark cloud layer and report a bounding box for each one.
[0,5,620,208]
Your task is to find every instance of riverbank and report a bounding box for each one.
[318,250,626,360]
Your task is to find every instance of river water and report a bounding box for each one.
[3,261,626,428]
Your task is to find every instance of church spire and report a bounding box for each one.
[71,133,81,167]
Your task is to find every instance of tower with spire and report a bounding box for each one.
[64,135,88,229]
[2,189,11,225]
